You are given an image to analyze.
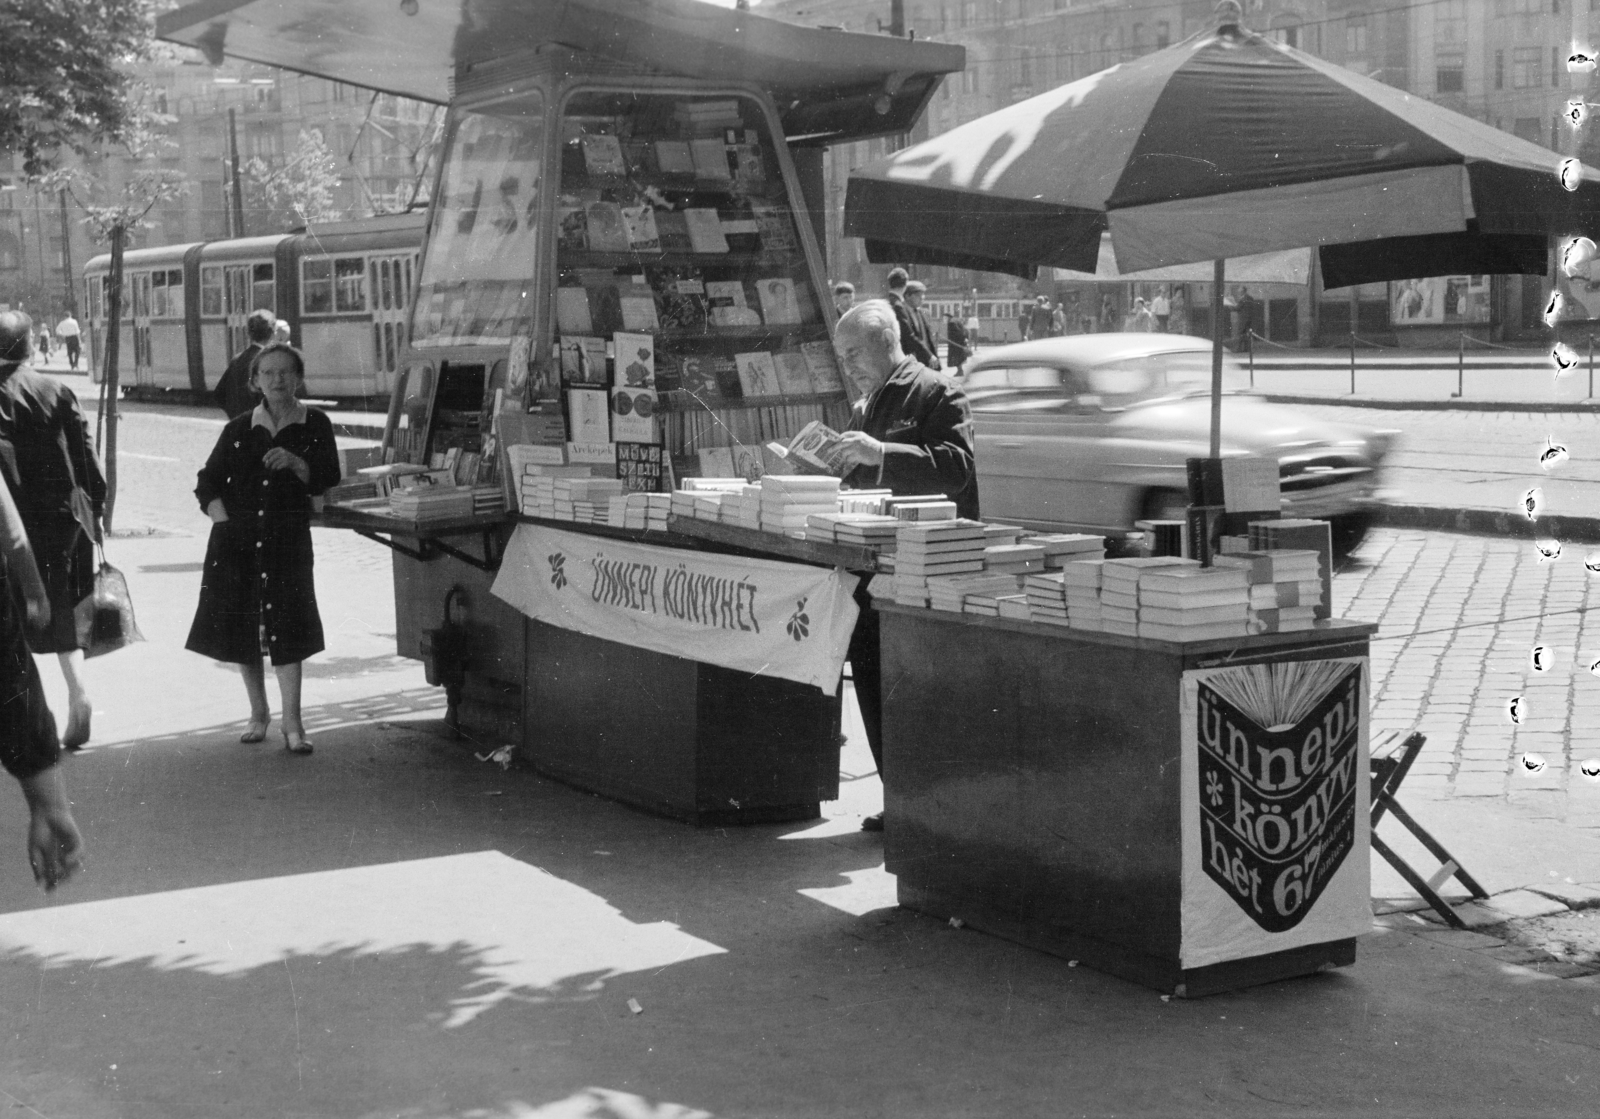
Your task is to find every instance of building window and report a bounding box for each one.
[1437,52,1465,92]
[1554,46,1563,86]
[1156,21,1170,48]
[1345,14,1367,55]
[1270,18,1300,48]
[1495,49,1505,89]
[1514,117,1543,144]
[1512,46,1542,87]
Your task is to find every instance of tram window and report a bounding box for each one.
[165,269,184,319]
[201,267,223,316]
[132,275,149,317]
[334,257,367,312]
[252,263,275,313]
[302,258,333,314]
[150,271,167,318]
[380,259,394,311]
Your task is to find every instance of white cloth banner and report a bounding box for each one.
[492,524,860,692]
[1179,657,1371,970]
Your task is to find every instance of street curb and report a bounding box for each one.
[1375,503,1600,545]
[1261,394,1600,413]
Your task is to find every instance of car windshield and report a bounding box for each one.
[966,349,1252,414]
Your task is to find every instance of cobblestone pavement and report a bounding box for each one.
[1338,527,1600,830]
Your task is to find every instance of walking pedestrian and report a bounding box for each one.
[904,280,943,370]
[946,313,972,373]
[0,473,84,890]
[0,311,107,751]
[213,309,276,420]
[885,268,940,368]
[36,326,51,364]
[1098,294,1116,333]
[186,343,342,756]
[1151,288,1171,332]
[54,313,81,372]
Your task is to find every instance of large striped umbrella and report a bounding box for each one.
[845,6,1600,454]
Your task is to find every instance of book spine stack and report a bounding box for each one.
[982,543,1046,577]
[894,501,958,522]
[1213,549,1324,633]
[1098,557,1200,637]
[471,485,506,517]
[390,488,475,521]
[1024,533,1108,567]
[997,595,1032,620]
[981,524,1024,546]
[1134,566,1250,642]
[551,478,625,524]
[1247,519,1333,619]
[1024,571,1070,626]
[758,476,841,537]
[894,520,989,608]
[607,495,630,527]
[924,571,1024,614]
[1060,559,1106,630]
[838,490,892,515]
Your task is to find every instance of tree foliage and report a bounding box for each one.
[0,0,155,176]
[244,128,346,231]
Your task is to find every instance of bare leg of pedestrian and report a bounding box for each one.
[57,650,92,749]
[239,658,271,742]
[275,660,310,754]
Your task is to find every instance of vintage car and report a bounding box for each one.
[959,334,1395,555]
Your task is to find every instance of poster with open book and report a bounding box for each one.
[551,88,850,484]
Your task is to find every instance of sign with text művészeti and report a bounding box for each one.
[492,524,860,692]
[1179,658,1370,969]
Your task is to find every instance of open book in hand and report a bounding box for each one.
[765,420,847,476]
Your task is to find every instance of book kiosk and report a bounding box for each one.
[156,0,963,824]
[160,0,1374,995]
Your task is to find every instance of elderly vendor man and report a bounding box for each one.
[825,299,979,832]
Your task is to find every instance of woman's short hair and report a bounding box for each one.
[248,342,306,387]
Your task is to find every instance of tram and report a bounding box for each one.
[83,210,424,403]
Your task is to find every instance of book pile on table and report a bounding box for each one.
[804,512,901,549]
[607,495,629,527]
[471,485,505,517]
[628,492,671,531]
[1247,518,1333,619]
[924,571,1022,614]
[1135,564,1250,642]
[1025,570,1070,626]
[997,594,1032,620]
[760,475,840,536]
[839,489,893,515]
[893,519,987,606]
[518,465,593,517]
[1061,559,1106,630]
[728,484,762,529]
[982,524,1024,546]
[389,485,475,522]
[983,542,1046,576]
[693,491,740,521]
[1213,549,1324,633]
[1099,557,1196,637]
[894,499,958,522]
[553,477,624,523]
[1026,533,1108,567]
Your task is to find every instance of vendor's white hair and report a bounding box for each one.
[838,299,898,341]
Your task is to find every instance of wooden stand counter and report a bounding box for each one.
[877,603,1377,997]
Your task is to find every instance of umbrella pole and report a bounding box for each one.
[1210,258,1225,459]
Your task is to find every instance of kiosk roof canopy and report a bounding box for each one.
[156,0,964,144]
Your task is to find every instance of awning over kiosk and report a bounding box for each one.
[156,0,965,145]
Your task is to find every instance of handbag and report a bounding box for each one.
[74,543,143,658]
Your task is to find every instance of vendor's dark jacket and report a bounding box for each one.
[844,357,979,521]
[887,292,942,370]
[185,404,341,666]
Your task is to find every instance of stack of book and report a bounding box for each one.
[693,491,739,521]
[1026,533,1108,567]
[553,478,624,523]
[1248,519,1333,619]
[983,524,1025,546]
[924,571,1023,613]
[997,594,1032,620]
[893,500,957,522]
[518,464,593,517]
[759,475,840,536]
[1214,549,1324,633]
[894,519,988,607]
[983,542,1047,576]
[1135,565,1250,642]
[642,493,672,532]
[1061,560,1106,630]
[1025,571,1070,626]
[839,489,893,515]
[390,486,475,522]
[607,495,630,528]
[471,485,505,517]
[804,512,901,549]
[1099,557,1197,636]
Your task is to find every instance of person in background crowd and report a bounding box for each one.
[832,281,855,316]
[54,313,81,372]
[824,300,978,833]
[1099,294,1117,332]
[0,312,107,751]
[1024,295,1054,341]
[1050,300,1067,336]
[964,307,981,349]
[903,280,943,370]
[946,312,972,373]
[272,319,292,345]
[187,343,342,756]
[213,309,276,420]
[1236,288,1262,349]
[0,467,84,890]
[885,268,940,368]
[35,325,51,364]
[1127,297,1154,332]
[1150,287,1171,333]
[1170,288,1189,336]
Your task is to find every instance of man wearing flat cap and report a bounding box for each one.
[885,268,941,370]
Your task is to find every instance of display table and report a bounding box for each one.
[495,521,864,826]
[877,604,1377,997]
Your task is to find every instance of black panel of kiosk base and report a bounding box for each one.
[877,604,1370,997]
[522,619,843,826]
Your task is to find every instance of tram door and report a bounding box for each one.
[129,272,153,385]
[369,252,415,391]
[223,265,252,355]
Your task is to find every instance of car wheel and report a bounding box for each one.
[1140,488,1189,522]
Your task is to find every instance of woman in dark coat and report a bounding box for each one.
[186,343,341,754]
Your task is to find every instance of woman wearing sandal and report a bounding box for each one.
[186,343,341,755]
